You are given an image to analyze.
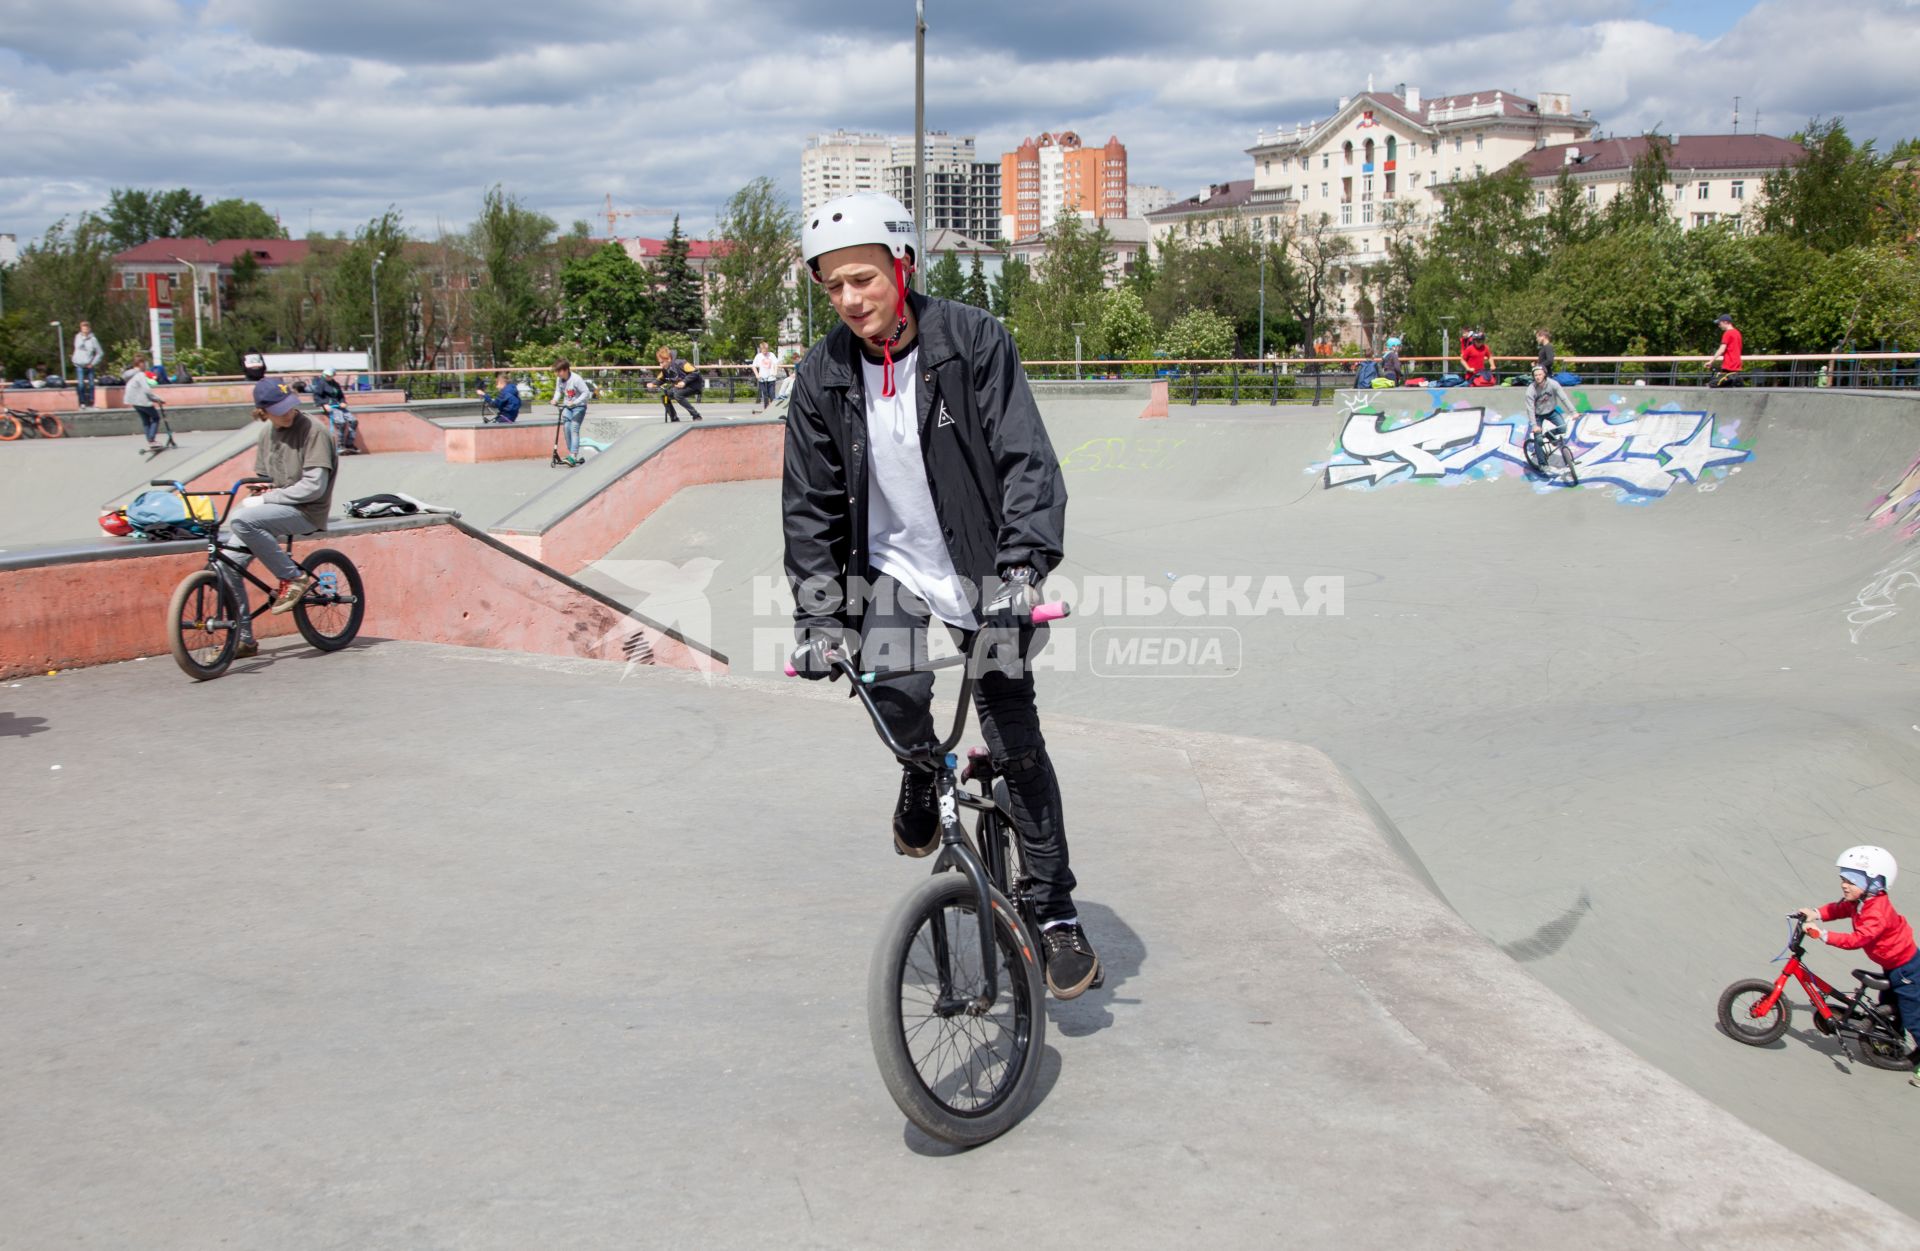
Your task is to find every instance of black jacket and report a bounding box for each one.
[311,377,346,406]
[782,292,1067,638]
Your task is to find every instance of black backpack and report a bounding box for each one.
[346,493,420,519]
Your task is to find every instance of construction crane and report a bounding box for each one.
[601,194,678,241]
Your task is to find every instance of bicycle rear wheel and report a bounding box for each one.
[0,413,20,441]
[869,872,1045,1147]
[33,412,65,438]
[293,549,365,651]
[168,569,239,680]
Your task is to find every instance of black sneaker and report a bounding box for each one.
[892,766,938,857]
[1041,922,1100,999]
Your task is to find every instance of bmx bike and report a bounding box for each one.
[1,406,67,441]
[787,602,1073,1146]
[157,476,366,680]
[1521,417,1579,483]
[1717,915,1912,1070]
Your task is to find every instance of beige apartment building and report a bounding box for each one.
[1516,134,1805,229]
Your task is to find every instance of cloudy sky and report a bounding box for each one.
[2,0,1916,245]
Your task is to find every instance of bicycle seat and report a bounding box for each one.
[959,747,995,784]
[1854,969,1893,992]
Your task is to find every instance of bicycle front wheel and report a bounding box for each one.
[294,548,365,651]
[869,872,1046,1147]
[33,412,65,438]
[0,413,20,441]
[1717,978,1790,1046]
[168,569,239,680]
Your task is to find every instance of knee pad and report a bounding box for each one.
[992,746,1047,780]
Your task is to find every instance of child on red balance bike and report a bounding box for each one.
[1797,845,1920,1085]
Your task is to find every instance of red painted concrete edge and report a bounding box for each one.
[0,520,725,679]
[1139,379,1170,420]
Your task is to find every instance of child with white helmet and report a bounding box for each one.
[1798,846,1920,1083]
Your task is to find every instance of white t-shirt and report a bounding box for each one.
[860,347,974,628]
[752,351,780,382]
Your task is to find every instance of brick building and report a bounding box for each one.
[999,131,1128,241]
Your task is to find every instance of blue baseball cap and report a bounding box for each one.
[252,376,302,416]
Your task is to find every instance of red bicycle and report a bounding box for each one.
[1717,915,1912,1070]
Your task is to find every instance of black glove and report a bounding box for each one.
[789,626,846,681]
[983,565,1041,629]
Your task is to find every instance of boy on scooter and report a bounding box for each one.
[1797,845,1920,1084]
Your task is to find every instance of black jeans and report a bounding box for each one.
[662,386,702,421]
[858,571,1077,923]
[756,378,776,407]
[133,405,161,441]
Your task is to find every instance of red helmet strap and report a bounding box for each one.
[866,254,912,399]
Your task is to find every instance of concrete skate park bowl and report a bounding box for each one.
[5,380,1920,1245]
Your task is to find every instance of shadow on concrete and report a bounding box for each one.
[901,1044,1064,1157]
[1050,899,1144,1039]
[0,712,50,738]
[1500,889,1593,962]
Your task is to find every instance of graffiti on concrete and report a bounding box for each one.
[1867,453,1920,540]
[1319,394,1751,497]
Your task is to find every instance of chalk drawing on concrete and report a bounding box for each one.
[1318,398,1751,498]
[1060,436,1186,474]
[1847,546,1920,644]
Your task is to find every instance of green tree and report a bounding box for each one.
[100,187,209,250]
[558,242,655,362]
[326,209,417,369]
[1404,166,1543,350]
[990,256,1031,318]
[652,216,705,336]
[962,253,991,308]
[1760,118,1887,254]
[1542,168,1596,250]
[1147,231,1278,354]
[200,198,285,241]
[1159,307,1235,360]
[1604,133,1674,230]
[1284,212,1355,354]
[926,251,966,300]
[469,185,557,361]
[1009,211,1111,359]
[711,177,799,357]
[1092,285,1155,362]
[1504,223,1705,355]
[3,217,138,361]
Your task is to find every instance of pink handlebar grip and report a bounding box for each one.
[784,664,798,677]
[1031,601,1070,625]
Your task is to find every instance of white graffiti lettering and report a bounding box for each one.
[1322,402,1750,497]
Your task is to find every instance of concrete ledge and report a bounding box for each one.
[0,515,724,679]
[490,420,784,573]
[444,419,567,463]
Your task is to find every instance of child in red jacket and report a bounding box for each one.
[1798,845,1920,1083]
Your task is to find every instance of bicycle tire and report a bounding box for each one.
[293,549,365,651]
[869,872,1046,1147]
[168,569,239,680]
[1554,438,1579,484]
[0,413,20,441]
[1717,978,1790,1046]
[33,412,65,438]
[1521,434,1547,477]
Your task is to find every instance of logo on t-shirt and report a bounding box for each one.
[936,401,954,429]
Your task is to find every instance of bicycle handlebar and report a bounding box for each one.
[782,602,1070,680]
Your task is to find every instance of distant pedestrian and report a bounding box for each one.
[1534,328,1555,376]
[71,320,103,407]
[653,346,705,422]
[1460,330,1494,386]
[751,341,780,411]
[1380,336,1404,385]
[1707,314,1744,387]
[123,353,166,447]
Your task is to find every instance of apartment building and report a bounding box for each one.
[1516,134,1805,229]
[1127,184,1175,219]
[802,130,1004,242]
[1145,180,1297,256]
[999,131,1128,242]
[1246,83,1598,269]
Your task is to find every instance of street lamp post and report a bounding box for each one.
[370,253,385,378]
[50,320,63,380]
[170,256,206,350]
[1256,248,1268,369]
[1072,322,1086,380]
[1439,317,1454,372]
[913,0,926,294]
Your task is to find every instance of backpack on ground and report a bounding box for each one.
[124,489,216,541]
[345,490,461,520]
[1354,359,1381,388]
[1553,370,1582,387]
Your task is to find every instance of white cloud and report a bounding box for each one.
[0,0,1915,244]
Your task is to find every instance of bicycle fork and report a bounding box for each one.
[927,762,1001,1018]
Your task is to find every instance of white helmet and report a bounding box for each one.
[1837,845,1898,890]
[322,367,335,378]
[801,192,918,275]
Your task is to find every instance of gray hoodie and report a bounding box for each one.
[72,332,103,369]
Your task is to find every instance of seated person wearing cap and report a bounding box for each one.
[218,378,338,657]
